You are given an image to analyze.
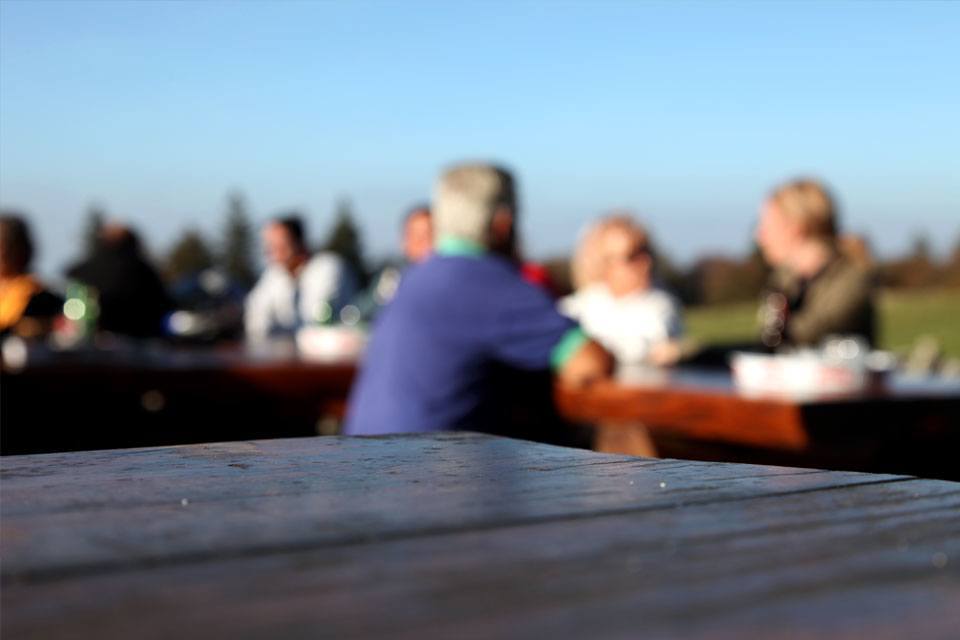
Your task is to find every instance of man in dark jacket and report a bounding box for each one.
[67,224,174,339]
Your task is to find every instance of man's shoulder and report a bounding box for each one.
[408,254,521,286]
[250,265,286,288]
[304,252,344,272]
[393,254,547,322]
[299,253,355,288]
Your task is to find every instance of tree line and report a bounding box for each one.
[674,235,960,306]
[78,192,368,290]
[77,194,960,305]
[542,233,960,306]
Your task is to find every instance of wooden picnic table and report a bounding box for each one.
[0,342,356,454]
[556,365,960,479]
[2,433,958,639]
[3,344,958,478]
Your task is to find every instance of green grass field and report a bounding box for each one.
[685,288,960,358]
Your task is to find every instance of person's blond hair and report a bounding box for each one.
[571,213,651,290]
[432,163,516,246]
[769,179,838,241]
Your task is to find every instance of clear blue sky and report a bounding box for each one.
[1,0,958,277]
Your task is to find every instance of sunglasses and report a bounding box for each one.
[608,244,650,264]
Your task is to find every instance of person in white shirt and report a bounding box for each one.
[560,215,683,366]
[244,216,357,341]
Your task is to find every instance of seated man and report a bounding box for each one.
[353,204,433,321]
[344,163,612,436]
[560,215,683,366]
[244,216,357,340]
[66,224,174,339]
[401,204,434,265]
[755,179,876,348]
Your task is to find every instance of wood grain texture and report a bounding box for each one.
[3,434,958,639]
[1,434,901,577]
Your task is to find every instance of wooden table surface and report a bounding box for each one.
[2,433,958,639]
[556,366,960,478]
[4,344,959,478]
[0,342,357,454]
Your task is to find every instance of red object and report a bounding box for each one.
[520,262,557,298]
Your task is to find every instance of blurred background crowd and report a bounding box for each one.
[1,1,957,375]
[2,171,959,376]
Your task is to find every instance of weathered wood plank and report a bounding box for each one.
[1,434,910,578]
[0,434,891,515]
[3,474,958,639]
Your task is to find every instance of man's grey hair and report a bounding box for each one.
[432,163,516,246]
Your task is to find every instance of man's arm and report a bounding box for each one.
[302,254,359,319]
[243,277,273,341]
[491,277,614,384]
[557,338,614,388]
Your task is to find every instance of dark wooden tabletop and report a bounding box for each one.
[1,343,357,454]
[4,344,959,478]
[2,433,958,639]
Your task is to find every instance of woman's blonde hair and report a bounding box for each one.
[571,213,651,290]
[769,179,838,241]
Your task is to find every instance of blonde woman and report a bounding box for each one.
[561,214,683,366]
[755,179,875,347]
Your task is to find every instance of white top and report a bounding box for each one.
[559,284,683,365]
[244,253,356,341]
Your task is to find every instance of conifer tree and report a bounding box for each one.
[221,191,256,288]
[322,198,368,286]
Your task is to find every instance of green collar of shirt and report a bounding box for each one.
[551,327,588,370]
[436,236,486,257]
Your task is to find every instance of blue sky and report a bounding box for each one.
[1,0,958,277]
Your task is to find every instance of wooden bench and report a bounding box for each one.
[2,434,958,638]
